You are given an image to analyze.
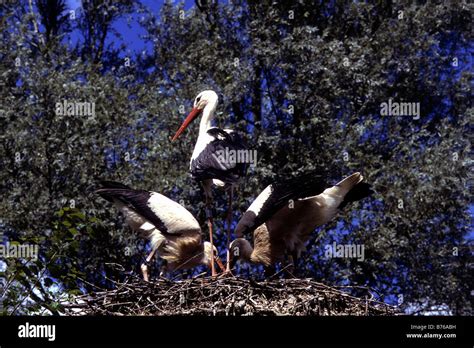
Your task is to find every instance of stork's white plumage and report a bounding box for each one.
[229,172,373,276]
[95,181,224,281]
[171,90,247,275]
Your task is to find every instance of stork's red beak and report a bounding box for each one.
[171,107,202,141]
[215,255,226,273]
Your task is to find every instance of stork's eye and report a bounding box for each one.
[196,96,201,103]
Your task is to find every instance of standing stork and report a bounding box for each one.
[229,172,373,276]
[171,90,247,276]
[95,181,225,281]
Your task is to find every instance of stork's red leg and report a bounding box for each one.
[207,215,216,277]
[141,248,157,282]
[204,190,217,277]
[225,186,234,273]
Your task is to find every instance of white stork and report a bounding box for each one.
[229,172,373,276]
[171,90,247,276]
[95,181,225,281]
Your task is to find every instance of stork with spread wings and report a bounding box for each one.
[229,172,373,276]
[95,181,225,281]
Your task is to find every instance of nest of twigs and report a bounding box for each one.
[63,275,398,316]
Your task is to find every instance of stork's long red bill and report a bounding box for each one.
[215,255,226,273]
[171,107,202,141]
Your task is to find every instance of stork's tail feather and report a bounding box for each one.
[338,181,373,210]
[97,180,132,190]
[336,172,364,193]
[95,181,132,202]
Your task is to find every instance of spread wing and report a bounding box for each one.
[96,182,200,236]
[235,172,329,236]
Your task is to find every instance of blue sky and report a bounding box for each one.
[65,0,197,55]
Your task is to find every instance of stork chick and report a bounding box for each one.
[95,181,224,281]
[229,172,372,276]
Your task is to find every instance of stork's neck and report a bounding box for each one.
[236,238,254,262]
[200,253,211,266]
[198,101,217,135]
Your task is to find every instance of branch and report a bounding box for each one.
[28,0,45,47]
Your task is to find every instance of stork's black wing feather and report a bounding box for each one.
[238,172,329,236]
[97,180,132,190]
[206,127,232,141]
[338,182,373,209]
[95,186,175,236]
[191,127,248,183]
